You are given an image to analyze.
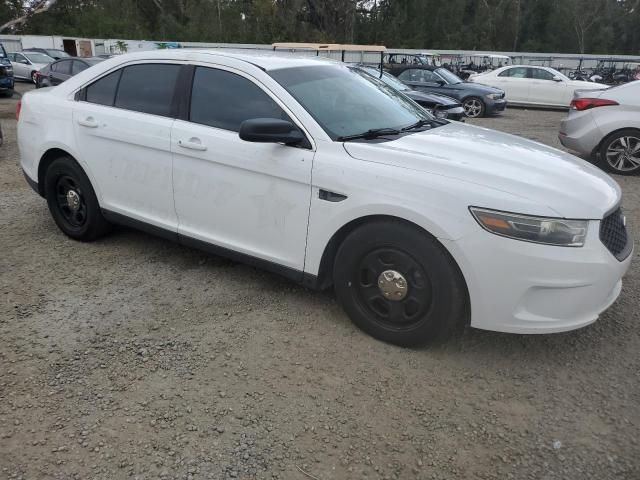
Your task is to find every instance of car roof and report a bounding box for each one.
[96,49,336,71]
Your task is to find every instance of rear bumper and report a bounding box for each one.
[23,168,40,195]
[558,111,602,156]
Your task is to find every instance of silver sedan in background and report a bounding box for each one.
[559,81,640,175]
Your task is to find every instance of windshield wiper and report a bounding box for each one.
[337,127,401,142]
[401,119,445,132]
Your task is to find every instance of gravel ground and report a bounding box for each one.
[1,83,639,480]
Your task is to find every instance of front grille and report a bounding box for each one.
[600,208,632,261]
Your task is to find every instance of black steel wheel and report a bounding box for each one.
[333,220,468,347]
[44,156,111,241]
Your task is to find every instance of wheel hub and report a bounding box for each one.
[377,270,408,301]
[66,190,81,211]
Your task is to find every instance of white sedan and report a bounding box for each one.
[17,50,632,346]
[8,51,54,83]
[470,65,608,108]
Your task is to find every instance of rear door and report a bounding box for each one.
[73,63,181,231]
[494,67,530,103]
[50,59,72,85]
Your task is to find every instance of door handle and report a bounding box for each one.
[178,138,207,151]
[77,116,99,128]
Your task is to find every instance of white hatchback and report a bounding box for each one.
[18,50,633,346]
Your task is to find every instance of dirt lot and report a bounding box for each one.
[1,83,639,480]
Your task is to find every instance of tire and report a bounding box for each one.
[333,220,468,347]
[599,129,640,175]
[44,156,111,241]
[462,97,486,118]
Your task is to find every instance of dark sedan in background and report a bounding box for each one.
[356,65,465,120]
[36,57,104,88]
[387,64,507,118]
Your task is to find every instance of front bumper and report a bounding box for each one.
[486,98,507,115]
[442,219,632,334]
[0,76,14,90]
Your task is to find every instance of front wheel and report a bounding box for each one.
[44,156,111,241]
[31,71,38,84]
[599,129,640,175]
[462,97,486,118]
[333,220,468,347]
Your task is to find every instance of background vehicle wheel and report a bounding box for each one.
[463,97,485,118]
[44,156,111,241]
[31,71,37,84]
[599,129,640,175]
[333,220,468,347]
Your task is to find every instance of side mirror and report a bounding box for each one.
[552,76,563,82]
[239,118,305,146]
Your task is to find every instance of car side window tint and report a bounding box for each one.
[85,70,122,106]
[190,67,290,132]
[8,53,14,61]
[72,61,87,75]
[49,62,57,72]
[114,64,180,117]
[530,68,555,81]
[502,67,528,78]
[56,60,72,75]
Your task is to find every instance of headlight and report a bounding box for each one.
[470,207,588,247]
[486,93,502,100]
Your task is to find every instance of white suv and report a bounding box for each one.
[18,50,632,346]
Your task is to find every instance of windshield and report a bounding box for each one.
[47,49,70,58]
[24,53,54,64]
[436,68,463,84]
[360,66,411,91]
[269,65,431,140]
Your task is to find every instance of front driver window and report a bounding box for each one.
[190,67,290,132]
[530,68,555,81]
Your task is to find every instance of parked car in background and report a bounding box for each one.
[356,66,465,120]
[36,57,105,88]
[470,65,608,108]
[18,50,632,347]
[387,64,506,118]
[8,52,54,83]
[0,42,14,97]
[23,48,71,60]
[559,81,640,175]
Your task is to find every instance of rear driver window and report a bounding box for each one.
[115,64,180,117]
[85,70,122,106]
[190,67,289,132]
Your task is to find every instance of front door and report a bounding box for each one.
[171,65,314,272]
[50,59,73,85]
[527,67,567,106]
[397,68,446,96]
[73,63,181,231]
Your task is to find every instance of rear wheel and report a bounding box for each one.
[44,156,111,241]
[333,220,468,347]
[462,97,486,118]
[599,129,640,175]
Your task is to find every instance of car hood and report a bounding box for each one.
[342,122,620,219]
[447,81,504,95]
[407,89,459,106]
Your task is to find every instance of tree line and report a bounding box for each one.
[1,0,639,55]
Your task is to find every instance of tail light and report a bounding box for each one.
[570,98,619,111]
[16,100,21,120]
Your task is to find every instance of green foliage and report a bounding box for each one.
[1,0,638,54]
